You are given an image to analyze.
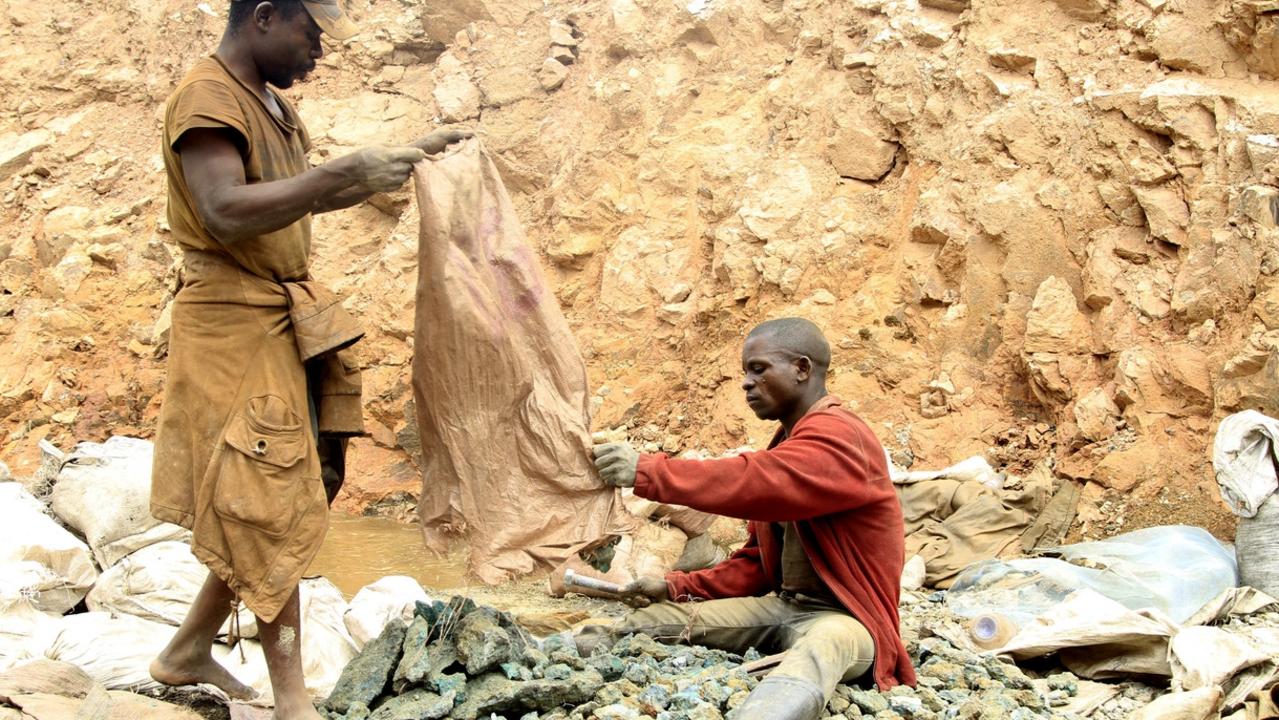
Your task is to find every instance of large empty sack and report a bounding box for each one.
[343,576,431,651]
[411,139,629,583]
[0,482,97,614]
[44,612,176,691]
[0,601,61,673]
[1213,411,1279,596]
[48,436,189,569]
[85,540,256,636]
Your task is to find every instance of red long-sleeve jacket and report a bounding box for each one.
[633,395,916,689]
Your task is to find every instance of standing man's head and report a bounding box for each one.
[225,0,357,88]
[740,318,832,430]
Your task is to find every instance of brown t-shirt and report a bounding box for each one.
[163,55,313,282]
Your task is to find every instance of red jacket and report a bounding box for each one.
[634,395,916,689]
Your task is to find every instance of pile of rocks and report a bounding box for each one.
[321,595,1100,720]
[321,595,756,720]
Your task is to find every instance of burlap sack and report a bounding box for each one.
[411,139,631,583]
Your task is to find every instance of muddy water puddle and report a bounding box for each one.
[307,513,471,598]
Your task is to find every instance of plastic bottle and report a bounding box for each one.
[968,613,1018,650]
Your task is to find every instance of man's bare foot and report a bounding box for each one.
[150,652,258,700]
[272,695,325,720]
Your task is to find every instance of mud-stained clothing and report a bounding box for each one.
[162,55,312,281]
[578,594,875,696]
[150,55,363,623]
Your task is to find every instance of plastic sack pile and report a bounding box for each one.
[1213,410,1279,598]
[0,436,427,708]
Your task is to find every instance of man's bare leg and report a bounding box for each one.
[259,586,322,720]
[151,572,257,699]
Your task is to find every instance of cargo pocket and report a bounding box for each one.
[212,394,311,537]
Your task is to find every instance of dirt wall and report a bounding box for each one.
[3,0,1277,539]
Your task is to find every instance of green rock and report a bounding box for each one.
[612,634,671,661]
[887,696,924,718]
[394,616,434,692]
[544,663,573,681]
[326,619,408,713]
[431,672,468,703]
[587,654,625,681]
[637,684,672,714]
[1046,673,1078,695]
[549,649,587,671]
[594,683,627,706]
[849,690,889,715]
[502,662,533,681]
[456,609,514,675]
[369,689,455,720]
[448,669,606,720]
[698,680,731,708]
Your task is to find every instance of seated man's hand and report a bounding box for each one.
[592,441,639,487]
[617,576,669,609]
[413,127,473,154]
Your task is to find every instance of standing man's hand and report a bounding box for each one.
[412,128,473,155]
[616,576,669,608]
[346,146,426,193]
[593,441,639,487]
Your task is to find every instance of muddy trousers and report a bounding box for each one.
[579,595,874,716]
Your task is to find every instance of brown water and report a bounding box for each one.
[307,513,471,598]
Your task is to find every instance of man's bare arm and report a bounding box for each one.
[309,128,473,214]
[179,128,424,246]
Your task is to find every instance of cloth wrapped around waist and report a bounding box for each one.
[181,250,365,436]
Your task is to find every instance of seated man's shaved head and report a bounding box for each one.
[747,317,832,374]
[740,317,832,428]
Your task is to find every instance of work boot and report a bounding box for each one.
[731,675,825,720]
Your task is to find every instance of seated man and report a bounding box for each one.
[585,317,916,720]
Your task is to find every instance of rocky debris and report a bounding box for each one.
[1,0,1275,538]
[827,125,899,182]
[323,597,600,720]
[0,129,52,181]
[1047,0,1109,19]
[1131,186,1189,246]
[1072,388,1121,442]
[539,58,571,92]
[327,618,410,714]
[318,594,1140,720]
[919,0,969,12]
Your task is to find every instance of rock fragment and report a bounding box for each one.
[538,58,570,91]
[326,619,408,714]
[1132,186,1189,246]
[919,0,969,11]
[368,689,455,720]
[827,126,898,181]
[0,129,53,180]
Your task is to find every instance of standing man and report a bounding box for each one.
[588,318,916,720]
[147,1,467,715]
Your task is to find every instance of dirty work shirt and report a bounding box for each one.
[150,55,361,623]
[777,521,840,607]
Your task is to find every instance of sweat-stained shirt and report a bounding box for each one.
[163,55,312,281]
[150,55,362,623]
[633,395,917,690]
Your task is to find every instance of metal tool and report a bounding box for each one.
[563,568,626,595]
